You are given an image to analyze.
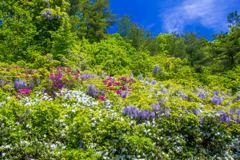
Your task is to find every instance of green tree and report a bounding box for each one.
[182,33,208,68]
[70,0,114,41]
[155,34,186,57]
[117,15,132,37]
[212,28,240,70]
[117,16,152,51]
[227,11,240,27]
[0,0,75,63]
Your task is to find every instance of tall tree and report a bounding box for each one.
[69,0,114,41]
[117,16,152,50]
[227,11,240,28]
[212,28,240,70]
[117,15,132,37]
[208,11,240,71]
[183,33,207,67]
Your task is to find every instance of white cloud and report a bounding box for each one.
[161,0,234,33]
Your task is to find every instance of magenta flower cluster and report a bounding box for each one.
[103,76,134,99]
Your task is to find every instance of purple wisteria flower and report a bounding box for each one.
[0,79,4,85]
[122,106,141,118]
[181,93,189,100]
[230,109,235,114]
[158,97,168,105]
[220,113,231,124]
[192,108,201,115]
[152,66,159,75]
[235,118,240,124]
[160,88,168,94]
[120,91,129,98]
[233,94,240,103]
[28,83,35,89]
[176,91,189,100]
[80,74,97,81]
[235,108,240,116]
[214,90,220,96]
[211,96,224,105]
[44,0,50,8]
[217,110,226,115]
[161,109,171,117]
[217,110,235,124]
[46,10,52,15]
[122,106,156,119]
[14,79,27,89]
[151,103,161,111]
[86,85,98,97]
[200,117,205,125]
[40,9,60,20]
[198,92,207,99]
[138,110,156,119]
[151,80,157,85]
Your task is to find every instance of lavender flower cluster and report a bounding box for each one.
[86,85,104,98]
[14,79,27,89]
[198,91,207,99]
[176,91,189,100]
[152,65,160,75]
[218,109,240,124]
[233,94,240,103]
[40,9,61,20]
[0,79,4,85]
[80,74,97,81]
[200,109,240,125]
[211,96,224,105]
[122,106,156,119]
[122,103,171,120]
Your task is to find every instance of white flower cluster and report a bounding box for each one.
[60,89,99,107]
[19,92,53,106]
[102,100,112,109]
[18,90,99,108]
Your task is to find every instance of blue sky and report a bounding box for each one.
[109,0,240,39]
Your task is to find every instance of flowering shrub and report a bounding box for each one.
[49,67,80,88]
[14,79,27,89]
[122,106,156,119]
[103,76,134,98]
[211,96,224,105]
[0,66,240,159]
[18,88,32,94]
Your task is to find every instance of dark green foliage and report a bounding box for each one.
[70,0,114,41]
[0,0,75,63]
[228,11,240,27]
[155,34,186,57]
[210,27,240,70]
[182,33,208,69]
[117,16,152,51]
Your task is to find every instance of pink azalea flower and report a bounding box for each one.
[116,89,122,94]
[18,88,32,94]
[98,95,106,101]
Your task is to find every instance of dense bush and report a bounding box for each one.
[0,67,239,159]
[0,1,239,159]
